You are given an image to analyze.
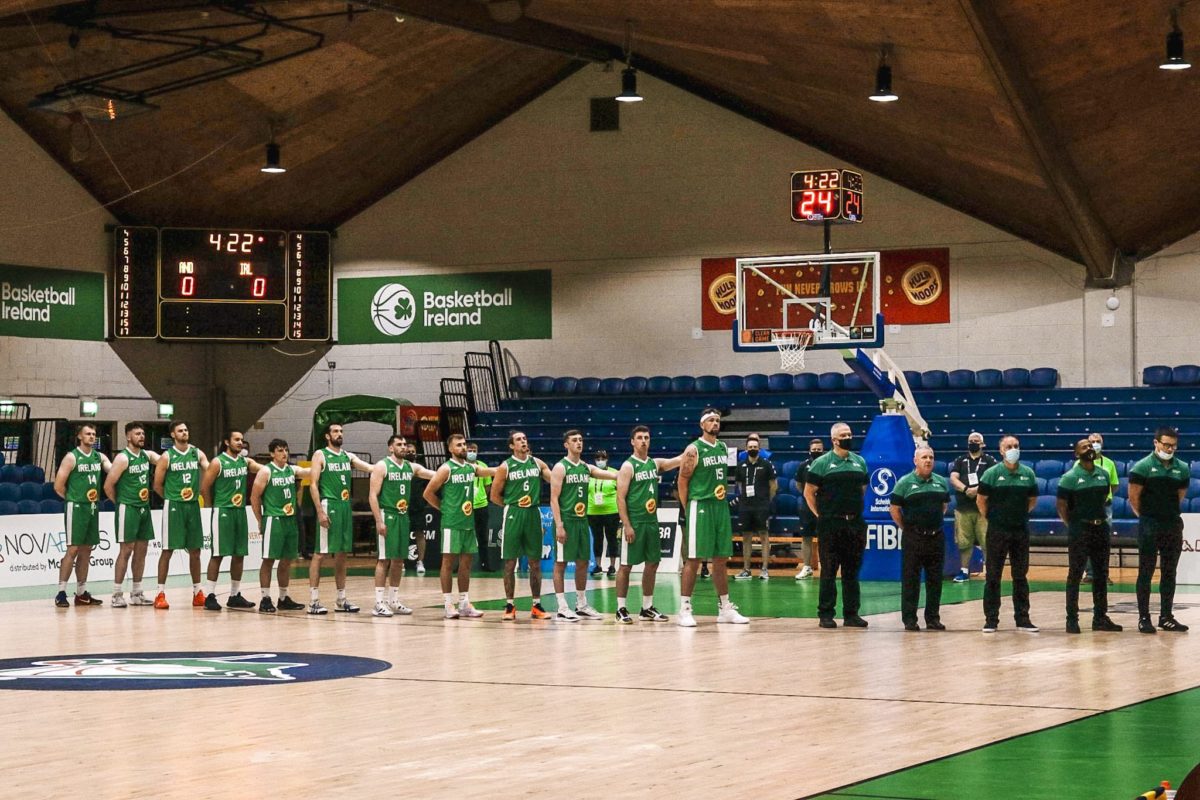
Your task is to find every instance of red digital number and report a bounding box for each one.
[843,190,861,218]
[818,190,835,214]
[252,277,266,298]
[181,276,195,297]
[798,191,816,218]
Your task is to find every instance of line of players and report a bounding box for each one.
[52,408,752,627]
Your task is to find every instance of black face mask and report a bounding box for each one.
[837,437,854,451]
[1079,450,1096,463]
[809,450,822,459]
[747,448,759,458]
[968,443,981,454]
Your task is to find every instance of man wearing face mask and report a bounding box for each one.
[1078,432,1118,584]
[976,436,1039,633]
[949,432,996,584]
[793,438,824,580]
[734,434,777,580]
[804,422,869,629]
[466,442,494,572]
[1057,439,1123,634]
[1128,426,1190,634]
[587,449,620,577]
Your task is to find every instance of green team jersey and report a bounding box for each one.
[558,458,590,519]
[890,471,949,530]
[212,451,248,508]
[262,462,298,516]
[502,456,543,508]
[1128,454,1189,520]
[977,462,1038,529]
[380,456,414,513]
[317,448,353,502]
[440,459,477,529]
[65,447,103,504]
[687,438,729,502]
[116,448,151,507]
[1056,463,1112,523]
[164,445,201,503]
[626,455,660,520]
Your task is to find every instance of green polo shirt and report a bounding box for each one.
[1056,463,1112,528]
[1128,454,1189,521]
[977,462,1038,529]
[890,471,949,531]
[1071,454,1118,501]
[805,450,868,517]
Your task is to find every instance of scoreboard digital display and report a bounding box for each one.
[112,227,331,341]
[790,169,864,223]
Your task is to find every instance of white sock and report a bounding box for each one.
[77,582,87,595]
[506,596,515,604]
[719,593,731,608]
[192,583,200,593]
[389,586,398,603]
[681,595,692,611]
[443,593,454,607]
[58,581,66,592]
[532,596,541,606]
[556,592,568,610]
[459,592,469,606]
[375,587,384,602]
[576,587,588,608]
[310,587,319,602]
[337,589,346,601]
[261,587,271,601]
[205,580,216,595]
[156,584,165,594]
[280,587,289,599]
[617,596,627,609]
[132,582,143,594]
[230,580,240,596]
[642,595,654,610]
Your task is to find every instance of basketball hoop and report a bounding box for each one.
[771,330,812,373]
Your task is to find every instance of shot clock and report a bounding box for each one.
[790,169,864,223]
[111,227,331,341]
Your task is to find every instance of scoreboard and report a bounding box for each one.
[112,227,331,341]
[790,169,864,223]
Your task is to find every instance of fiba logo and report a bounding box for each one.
[870,468,896,497]
[371,283,417,337]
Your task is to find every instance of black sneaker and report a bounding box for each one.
[1015,618,1039,633]
[54,590,69,608]
[1138,617,1157,634]
[1159,617,1190,632]
[1065,619,1081,634]
[903,621,920,632]
[844,615,869,628]
[606,566,616,577]
[700,565,710,579]
[1092,616,1123,632]
[259,597,277,614]
[925,620,946,631]
[227,593,255,610]
[73,591,103,606]
[589,566,602,577]
[818,617,838,629]
[639,606,668,622]
[278,596,305,611]
[204,593,222,611]
[616,607,633,624]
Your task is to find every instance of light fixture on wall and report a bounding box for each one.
[80,399,98,417]
[615,19,643,103]
[868,44,899,102]
[157,402,175,419]
[1161,8,1192,70]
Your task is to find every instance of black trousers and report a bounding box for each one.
[589,513,620,562]
[983,525,1030,623]
[474,510,491,567]
[1136,519,1183,620]
[901,528,944,625]
[1066,522,1110,621]
[817,515,866,620]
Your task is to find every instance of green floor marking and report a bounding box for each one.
[808,687,1200,800]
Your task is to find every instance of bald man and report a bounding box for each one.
[890,446,950,631]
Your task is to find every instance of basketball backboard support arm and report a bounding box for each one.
[843,347,931,442]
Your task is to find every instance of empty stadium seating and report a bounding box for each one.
[0,462,63,516]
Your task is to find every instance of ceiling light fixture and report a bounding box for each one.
[868,44,899,102]
[615,19,643,103]
[261,122,286,174]
[1161,8,1192,70]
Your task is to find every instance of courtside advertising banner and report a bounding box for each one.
[0,509,263,589]
[337,270,552,344]
[0,263,105,340]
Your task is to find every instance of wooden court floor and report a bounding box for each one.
[1,567,1197,800]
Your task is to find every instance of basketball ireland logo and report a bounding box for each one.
[371,283,417,337]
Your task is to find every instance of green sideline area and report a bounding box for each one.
[808,687,1200,800]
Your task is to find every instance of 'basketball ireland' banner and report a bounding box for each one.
[0,264,105,341]
[337,270,552,344]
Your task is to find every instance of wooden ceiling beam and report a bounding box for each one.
[959,0,1124,284]
[350,0,623,63]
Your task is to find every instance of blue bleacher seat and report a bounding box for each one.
[39,498,63,514]
[1116,477,1129,498]
[1112,497,1130,518]
[577,377,602,395]
[624,376,648,395]
[1188,479,1200,498]
[792,372,819,392]
[922,370,948,389]
[844,373,864,391]
[510,375,532,395]
[530,376,555,396]
[1142,365,1172,386]
[1112,459,1128,477]
[16,500,39,515]
[1191,497,1200,513]
[1035,477,1047,494]
[647,376,672,394]
[744,374,769,393]
[1032,495,1058,518]
[18,483,41,503]
[902,370,923,390]
[767,373,793,392]
[1171,364,1200,385]
[1191,462,1200,479]
[774,494,798,515]
[975,369,1002,389]
[780,460,801,480]
[818,372,845,391]
[1046,477,1060,496]
[99,499,115,512]
[1029,368,1058,388]
[718,375,743,393]
[21,465,45,483]
[0,464,19,483]
[0,501,18,515]
[695,375,720,393]
[552,377,578,395]
[670,376,696,394]
[42,483,59,500]
[1034,459,1064,478]
[1002,368,1030,388]
[0,484,18,503]
[600,378,625,396]
[948,369,975,390]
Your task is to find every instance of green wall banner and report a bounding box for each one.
[0,264,105,341]
[337,270,552,344]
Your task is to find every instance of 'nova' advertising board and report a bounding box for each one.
[0,264,105,341]
[337,270,552,344]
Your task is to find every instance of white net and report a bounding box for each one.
[771,331,811,373]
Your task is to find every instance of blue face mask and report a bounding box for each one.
[466,451,477,462]
[1004,448,1020,464]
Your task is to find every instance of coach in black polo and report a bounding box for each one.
[890,445,950,631]
[976,435,1039,634]
[1128,425,1190,634]
[804,422,869,629]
